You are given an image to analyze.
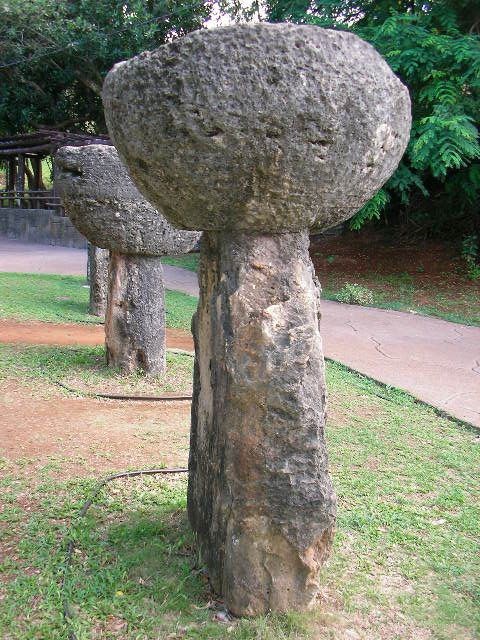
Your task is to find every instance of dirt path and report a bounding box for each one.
[0,379,191,476]
[0,319,194,351]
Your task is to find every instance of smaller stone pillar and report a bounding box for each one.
[87,243,109,317]
[106,252,165,373]
[55,144,199,375]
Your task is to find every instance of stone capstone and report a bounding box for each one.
[55,144,200,255]
[103,23,411,233]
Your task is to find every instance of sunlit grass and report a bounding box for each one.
[0,272,197,330]
[1,362,478,639]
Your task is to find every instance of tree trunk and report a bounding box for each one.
[105,252,166,375]
[188,230,336,616]
[87,244,109,317]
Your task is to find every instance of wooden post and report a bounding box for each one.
[32,156,42,208]
[16,155,25,208]
[7,159,16,207]
[24,159,35,208]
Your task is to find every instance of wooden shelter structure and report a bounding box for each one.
[0,129,112,212]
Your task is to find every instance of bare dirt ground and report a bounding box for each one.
[0,319,194,351]
[0,320,193,477]
[0,378,191,477]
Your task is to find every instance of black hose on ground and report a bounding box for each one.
[53,378,193,401]
[52,347,195,401]
[61,467,189,640]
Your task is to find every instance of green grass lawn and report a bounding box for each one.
[0,272,197,331]
[321,273,480,327]
[0,343,194,396]
[311,235,480,327]
[162,253,199,272]
[0,358,478,639]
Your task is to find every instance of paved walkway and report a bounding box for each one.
[0,237,197,295]
[1,237,479,427]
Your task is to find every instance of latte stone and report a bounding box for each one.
[55,144,199,375]
[103,23,411,614]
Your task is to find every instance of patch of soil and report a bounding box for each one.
[310,231,480,322]
[0,320,194,352]
[311,231,464,278]
[0,378,191,477]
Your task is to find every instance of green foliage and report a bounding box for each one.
[461,234,480,280]
[0,0,212,134]
[349,189,390,230]
[335,282,374,305]
[264,0,480,237]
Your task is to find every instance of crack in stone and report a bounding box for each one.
[472,360,480,375]
[444,327,466,345]
[443,391,467,406]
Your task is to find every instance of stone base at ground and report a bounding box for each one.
[105,252,166,375]
[188,230,337,616]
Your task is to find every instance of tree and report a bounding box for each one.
[265,0,480,236]
[0,0,212,135]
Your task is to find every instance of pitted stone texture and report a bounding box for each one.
[189,230,336,615]
[103,23,411,232]
[87,244,109,317]
[55,145,200,255]
[106,253,166,375]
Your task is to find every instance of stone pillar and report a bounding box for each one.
[106,252,166,375]
[87,243,109,317]
[54,144,199,375]
[189,231,335,614]
[102,23,411,613]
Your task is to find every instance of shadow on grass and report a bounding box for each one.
[0,343,106,381]
[66,496,313,640]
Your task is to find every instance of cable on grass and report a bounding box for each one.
[61,467,189,640]
[53,378,193,401]
[51,348,195,401]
